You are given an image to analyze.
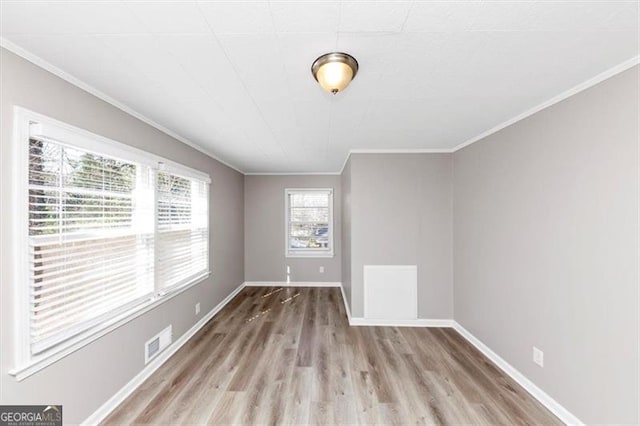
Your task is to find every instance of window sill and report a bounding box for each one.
[9,272,210,382]
[286,253,335,258]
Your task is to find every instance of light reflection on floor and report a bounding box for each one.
[280,293,300,304]
[261,287,284,298]
[245,308,272,323]
[245,288,301,323]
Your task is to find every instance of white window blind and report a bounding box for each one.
[28,138,155,354]
[19,112,211,361]
[285,189,334,257]
[157,172,209,290]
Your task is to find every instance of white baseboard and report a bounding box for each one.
[339,284,352,322]
[244,281,340,287]
[452,322,584,426]
[338,284,451,328]
[349,318,454,327]
[81,282,246,426]
[336,283,452,328]
[333,287,580,424]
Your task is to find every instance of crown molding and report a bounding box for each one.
[0,37,245,175]
[339,150,353,176]
[338,148,454,174]
[349,148,453,154]
[452,55,640,152]
[245,149,452,176]
[244,172,341,176]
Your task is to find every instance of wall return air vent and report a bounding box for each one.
[145,325,172,364]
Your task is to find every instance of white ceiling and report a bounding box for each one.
[1,1,638,173]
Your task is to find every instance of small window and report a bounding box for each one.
[285,189,333,257]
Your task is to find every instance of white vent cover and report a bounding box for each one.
[145,325,172,364]
[364,265,417,320]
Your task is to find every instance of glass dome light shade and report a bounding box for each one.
[311,52,358,94]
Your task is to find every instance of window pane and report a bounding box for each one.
[289,223,329,238]
[63,146,136,193]
[157,172,208,289]
[286,190,332,254]
[28,139,138,236]
[30,234,154,353]
[61,191,133,232]
[289,223,329,249]
[28,189,60,236]
[27,138,154,354]
[29,139,59,187]
[290,192,329,207]
[290,207,329,222]
[158,173,192,229]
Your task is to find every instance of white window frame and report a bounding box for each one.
[9,107,211,380]
[285,188,334,258]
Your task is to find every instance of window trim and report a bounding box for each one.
[284,188,334,258]
[9,107,211,381]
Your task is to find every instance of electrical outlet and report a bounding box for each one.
[195,302,200,315]
[319,266,325,273]
[533,347,544,367]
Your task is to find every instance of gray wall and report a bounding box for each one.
[341,159,353,309]
[2,43,637,426]
[244,175,341,283]
[347,153,454,319]
[0,48,245,424]
[453,66,639,424]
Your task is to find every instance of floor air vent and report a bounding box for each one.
[145,325,172,364]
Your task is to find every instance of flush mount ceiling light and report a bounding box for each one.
[311,52,359,95]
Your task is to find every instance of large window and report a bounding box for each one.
[285,188,333,257]
[13,109,210,375]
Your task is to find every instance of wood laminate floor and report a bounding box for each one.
[102,287,561,425]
